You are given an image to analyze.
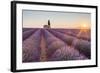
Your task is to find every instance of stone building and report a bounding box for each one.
[44,20,51,28]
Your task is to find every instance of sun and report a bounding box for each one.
[83,24,87,28]
[80,24,88,32]
[81,24,88,29]
[77,24,89,37]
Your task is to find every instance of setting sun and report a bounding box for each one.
[83,24,87,28]
[81,24,89,29]
[77,24,90,37]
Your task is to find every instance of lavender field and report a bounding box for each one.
[22,28,91,63]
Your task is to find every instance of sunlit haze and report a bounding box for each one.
[23,10,91,29]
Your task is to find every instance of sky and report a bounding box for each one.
[23,10,91,29]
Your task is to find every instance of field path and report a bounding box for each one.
[40,29,47,61]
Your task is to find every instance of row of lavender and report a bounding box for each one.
[44,30,87,61]
[22,28,90,63]
[22,29,41,62]
[53,29,91,41]
[47,29,91,59]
